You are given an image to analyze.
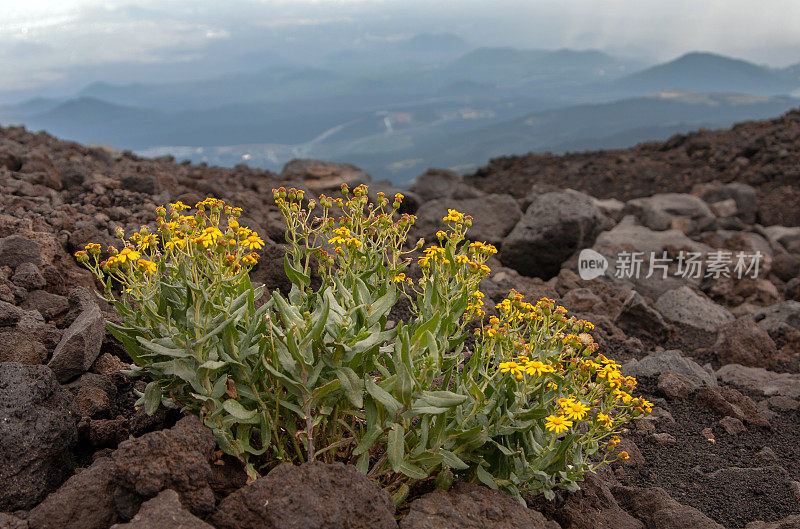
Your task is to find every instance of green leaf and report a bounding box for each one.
[222,399,259,422]
[283,253,310,289]
[143,381,161,415]
[440,449,469,470]
[136,337,186,358]
[365,376,402,417]
[353,427,382,456]
[418,390,467,408]
[399,462,427,480]
[335,367,364,408]
[388,423,405,472]
[200,360,227,370]
[311,378,340,403]
[475,465,498,489]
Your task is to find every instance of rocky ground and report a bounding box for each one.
[1,110,800,529]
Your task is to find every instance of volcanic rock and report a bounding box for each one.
[0,363,77,511]
[502,190,606,279]
[211,461,397,529]
[401,483,559,529]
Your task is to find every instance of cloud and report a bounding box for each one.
[2,0,800,97]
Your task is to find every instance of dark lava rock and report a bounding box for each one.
[27,457,118,529]
[109,489,215,529]
[0,236,42,269]
[713,317,778,369]
[0,300,23,326]
[46,298,105,382]
[11,262,45,291]
[0,331,47,364]
[111,416,217,519]
[657,371,696,400]
[20,290,69,321]
[501,190,606,279]
[211,461,397,529]
[529,473,643,529]
[615,291,669,342]
[695,386,770,427]
[0,363,77,511]
[772,253,800,283]
[401,482,559,529]
[612,486,725,529]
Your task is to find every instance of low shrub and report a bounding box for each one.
[77,185,650,503]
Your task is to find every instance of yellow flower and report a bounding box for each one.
[596,413,613,428]
[166,236,187,250]
[242,253,259,266]
[116,248,141,264]
[84,243,102,254]
[392,273,406,283]
[244,233,265,250]
[614,389,634,404]
[560,400,589,421]
[498,361,523,379]
[545,414,573,434]
[137,259,157,274]
[442,209,464,223]
[524,360,555,377]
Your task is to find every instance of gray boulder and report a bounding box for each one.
[693,182,759,224]
[412,194,521,246]
[281,159,370,192]
[623,349,717,389]
[409,169,483,203]
[502,190,606,279]
[47,297,105,382]
[626,193,716,234]
[27,457,118,529]
[654,286,734,348]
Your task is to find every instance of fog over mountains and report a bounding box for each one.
[2,29,800,184]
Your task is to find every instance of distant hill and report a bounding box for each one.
[444,47,634,87]
[361,91,800,182]
[618,52,799,95]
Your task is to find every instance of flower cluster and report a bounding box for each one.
[273,184,418,286]
[76,198,264,301]
[469,289,651,490]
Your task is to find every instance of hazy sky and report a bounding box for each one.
[2,0,800,95]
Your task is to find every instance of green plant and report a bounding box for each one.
[77,186,650,504]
